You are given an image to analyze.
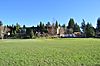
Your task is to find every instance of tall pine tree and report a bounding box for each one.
[67,18,75,29]
[85,23,95,37]
[74,23,80,32]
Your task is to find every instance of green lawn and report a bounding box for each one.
[0,38,100,66]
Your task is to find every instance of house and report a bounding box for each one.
[59,27,81,38]
[57,27,60,35]
[61,32,81,38]
[57,26,65,37]
[0,26,9,39]
[74,32,81,37]
[60,27,65,35]
[47,25,56,36]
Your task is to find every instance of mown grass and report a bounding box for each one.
[0,38,100,66]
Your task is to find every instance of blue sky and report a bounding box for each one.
[0,0,100,27]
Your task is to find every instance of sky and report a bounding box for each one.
[0,0,100,27]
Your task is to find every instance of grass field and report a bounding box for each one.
[0,38,100,66]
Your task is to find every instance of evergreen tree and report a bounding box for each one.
[62,24,66,28]
[46,22,51,29]
[58,24,61,27]
[23,25,26,29]
[85,23,95,37]
[47,22,51,26]
[0,21,3,26]
[97,17,100,31]
[67,18,75,29]
[74,23,80,32]
[55,21,58,28]
[81,19,86,32]
[39,21,43,28]
[81,19,86,37]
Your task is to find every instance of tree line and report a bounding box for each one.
[0,17,100,39]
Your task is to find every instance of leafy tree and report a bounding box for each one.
[30,29,35,39]
[85,23,95,37]
[26,28,33,38]
[16,23,20,33]
[74,23,80,32]
[67,18,75,29]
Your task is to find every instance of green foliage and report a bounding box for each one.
[23,25,26,29]
[85,23,95,37]
[62,24,66,28]
[81,19,86,37]
[81,19,86,33]
[67,28,73,34]
[15,23,20,33]
[68,18,75,29]
[1,18,100,38]
[47,22,51,26]
[59,24,61,27]
[97,18,100,28]
[0,21,3,26]
[39,21,46,32]
[30,29,36,39]
[39,21,45,29]
[0,39,100,66]
[74,23,80,32]
[97,18,100,31]
[55,21,58,28]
